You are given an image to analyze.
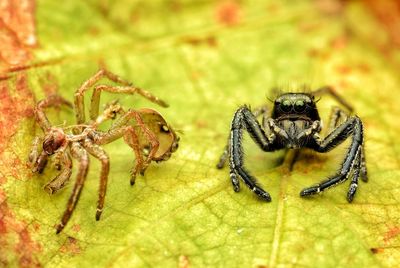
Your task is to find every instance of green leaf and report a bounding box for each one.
[1,0,400,267]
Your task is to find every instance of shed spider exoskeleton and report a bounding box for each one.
[28,69,179,233]
[217,87,367,202]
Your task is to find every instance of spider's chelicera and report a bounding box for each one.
[29,69,179,233]
[217,87,367,202]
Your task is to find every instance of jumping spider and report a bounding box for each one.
[217,87,367,202]
[29,69,179,233]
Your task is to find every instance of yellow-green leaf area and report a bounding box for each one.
[2,0,400,267]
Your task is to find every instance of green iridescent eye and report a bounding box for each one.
[294,100,306,112]
[280,99,292,112]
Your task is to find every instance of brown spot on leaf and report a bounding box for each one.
[39,71,59,95]
[0,187,42,268]
[356,63,371,73]
[168,0,182,12]
[383,226,400,244]
[0,0,37,68]
[60,237,81,255]
[16,227,42,268]
[72,224,81,233]
[195,120,209,129]
[315,0,344,15]
[215,1,242,26]
[370,247,384,254]
[178,255,190,268]
[298,22,320,33]
[266,3,279,14]
[181,36,218,47]
[335,65,352,74]
[330,36,348,50]
[0,73,35,154]
[363,0,400,47]
[0,2,40,266]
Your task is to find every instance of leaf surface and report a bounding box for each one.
[1,1,400,267]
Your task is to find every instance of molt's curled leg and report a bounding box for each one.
[228,106,278,201]
[56,142,89,234]
[82,139,110,221]
[28,137,48,173]
[300,116,364,202]
[44,150,73,194]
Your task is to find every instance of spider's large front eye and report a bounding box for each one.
[280,99,292,112]
[294,100,306,112]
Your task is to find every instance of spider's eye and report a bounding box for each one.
[280,99,292,112]
[294,100,306,112]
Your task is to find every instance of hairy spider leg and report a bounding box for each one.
[360,148,368,182]
[89,85,168,121]
[56,142,89,234]
[347,146,362,202]
[327,106,368,182]
[327,106,362,192]
[74,69,132,124]
[91,109,159,185]
[228,106,284,201]
[313,86,354,112]
[44,149,73,194]
[316,88,368,183]
[327,106,348,133]
[82,139,110,221]
[217,105,269,169]
[300,116,364,202]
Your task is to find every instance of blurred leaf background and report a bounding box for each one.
[1,0,400,267]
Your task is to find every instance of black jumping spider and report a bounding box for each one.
[217,87,367,202]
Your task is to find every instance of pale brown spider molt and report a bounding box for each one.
[28,69,179,234]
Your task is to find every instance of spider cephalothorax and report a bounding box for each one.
[217,87,367,202]
[29,69,179,233]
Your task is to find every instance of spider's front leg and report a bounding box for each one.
[327,107,368,182]
[217,105,269,169]
[301,116,364,202]
[228,106,278,201]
